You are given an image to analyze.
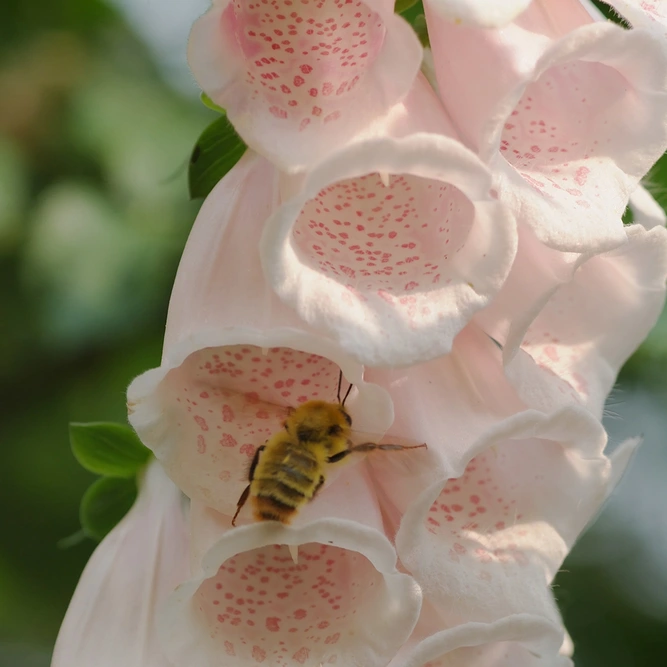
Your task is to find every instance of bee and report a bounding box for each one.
[231,373,427,526]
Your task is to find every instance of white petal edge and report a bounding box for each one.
[159,517,422,667]
[401,614,570,667]
[630,184,666,229]
[261,133,516,367]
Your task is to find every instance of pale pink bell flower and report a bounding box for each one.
[424,0,667,253]
[260,77,517,366]
[188,0,423,170]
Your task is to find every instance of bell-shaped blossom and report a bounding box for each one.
[509,223,667,419]
[475,217,667,396]
[425,0,667,253]
[394,414,632,629]
[188,0,422,170]
[393,603,572,667]
[157,465,422,667]
[261,77,517,366]
[51,462,189,667]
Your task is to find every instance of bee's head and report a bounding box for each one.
[285,400,353,443]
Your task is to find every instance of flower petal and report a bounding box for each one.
[473,224,582,361]
[52,462,189,667]
[629,184,666,229]
[128,155,393,516]
[519,224,667,417]
[159,465,421,667]
[603,0,667,36]
[427,4,667,253]
[424,0,595,151]
[486,24,667,252]
[488,25,667,252]
[424,0,534,28]
[188,0,422,170]
[365,325,522,481]
[261,133,516,366]
[400,610,570,667]
[394,406,611,628]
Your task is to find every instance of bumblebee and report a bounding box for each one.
[231,374,426,526]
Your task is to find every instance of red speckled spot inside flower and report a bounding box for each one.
[292,173,473,295]
[194,543,381,666]
[500,61,628,214]
[228,0,385,129]
[423,448,551,569]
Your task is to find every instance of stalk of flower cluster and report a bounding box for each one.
[53,2,667,666]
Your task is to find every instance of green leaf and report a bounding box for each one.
[189,113,247,199]
[412,14,430,47]
[80,476,138,541]
[69,422,151,478]
[200,92,225,114]
[395,0,420,14]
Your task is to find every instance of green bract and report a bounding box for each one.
[69,422,151,478]
[68,422,152,541]
[189,113,247,200]
[395,0,420,14]
[80,476,138,541]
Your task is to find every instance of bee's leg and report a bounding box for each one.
[248,444,265,480]
[328,442,427,463]
[232,445,265,526]
[232,485,250,527]
[311,475,325,499]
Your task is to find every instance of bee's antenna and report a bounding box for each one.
[342,381,353,407]
[336,369,343,404]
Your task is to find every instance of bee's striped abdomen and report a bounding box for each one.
[251,444,322,524]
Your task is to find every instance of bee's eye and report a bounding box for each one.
[328,424,342,436]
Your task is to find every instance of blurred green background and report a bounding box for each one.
[1,1,666,666]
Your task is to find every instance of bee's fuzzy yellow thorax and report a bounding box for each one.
[285,400,352,448]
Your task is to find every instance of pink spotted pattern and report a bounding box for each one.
[640,1,665,22]
[425,440,562,582]
[292,173,473,294]
[163,345,340,510]
[500,61,629,215]
[195,543,380,666]
[522,311,591,402]
[229,0,385,129]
